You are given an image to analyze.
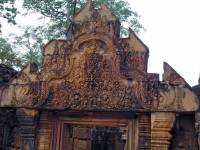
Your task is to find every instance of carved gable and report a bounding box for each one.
[158,62,199,111]
[0,2,153,111]
[0,1,198,113]
[41,37,150,110]
[163,62,189,86]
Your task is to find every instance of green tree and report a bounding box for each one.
[23,0,144,36]
[0,37,22,68]
[11,26,43,68]
[0,0,18,33]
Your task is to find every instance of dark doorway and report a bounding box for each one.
[170,114,198,150]
[61,124,126,150]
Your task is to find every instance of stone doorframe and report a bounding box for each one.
[151,112,176,150]
[54,116,139,150]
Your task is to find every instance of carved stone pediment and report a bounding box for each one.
[0,1,157,111]
[0,1,198,113]
[0,64,41,107]
[159,85,199,111]
[163,62,189,86]
[40,33,153,111]
[158,63,199,111]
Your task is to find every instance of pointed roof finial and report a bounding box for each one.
[73,0,94,22]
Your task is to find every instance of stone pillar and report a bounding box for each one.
[195,112,200,150]
[16,108,39,150]
[138,114,151,150]
[151,112,175,150]
[37,111,53,150]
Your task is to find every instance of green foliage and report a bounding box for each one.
[11,26,43,68]
[23,0,144,37]
[0,0,18,33]
[0,37,22,68]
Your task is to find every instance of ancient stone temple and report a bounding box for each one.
[0,1,200,150]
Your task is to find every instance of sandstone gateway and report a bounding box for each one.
[0,1,200,150]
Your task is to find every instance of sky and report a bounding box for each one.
[130,0,200,86]
[1,0,200,86]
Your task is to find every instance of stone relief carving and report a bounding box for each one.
[41,37,153,110]
[158,62,199,111]
[0,2,199,150]
[159,84,199,111]
[0,29,156,110]
[163,62,189,86]
[0,64,42,107]
[42,40,74,81]
[0,0,198,113]
[151,112,175,150]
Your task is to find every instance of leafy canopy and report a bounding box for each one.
[10,26,43,68]
[0,0,17,33]
[23,0,144,36]
[0,37,22,68]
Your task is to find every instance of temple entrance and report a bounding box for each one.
[61,125,126,150]
[170,114,198,150]
[56,117,137,150]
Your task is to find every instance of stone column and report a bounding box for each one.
[195,112,200,150]
[37,111,53,150]
[138,115,151,150]
[16,108,39,150]
[151,112,175,150]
